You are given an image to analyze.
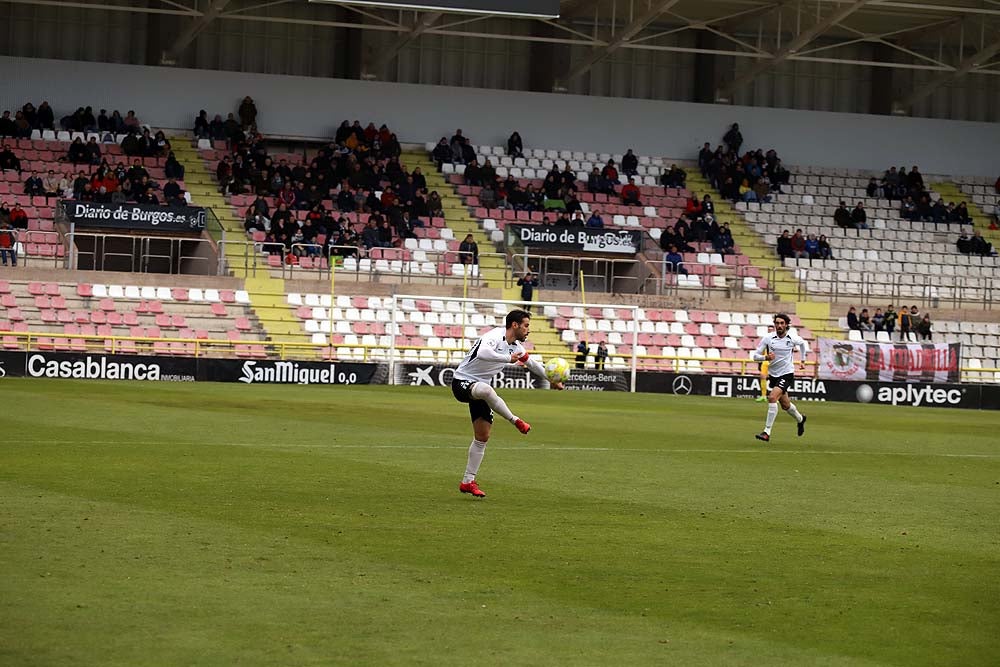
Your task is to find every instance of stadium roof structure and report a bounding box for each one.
[7,0,1000,112]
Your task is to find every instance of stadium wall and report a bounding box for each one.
[2,55,999,176]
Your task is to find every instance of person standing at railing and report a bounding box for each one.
[595,341,608,370]
[517,271,539,312]
[0,221,17,267]
[458,234,478,266]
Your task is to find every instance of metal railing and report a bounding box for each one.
[219,237,511,287]
[508,253,646,294]
[788,264,999,310]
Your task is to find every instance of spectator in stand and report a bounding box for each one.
[660,164,686,188]
[916,314,932,341]
[601,159,620,186]
[85,137,102,164]
[517,270,539,311]
[8,202,28,229]
[208,114,225,141]
[193,110,210,139]
[955,202,972,224]
[790,229,808,259]
[698,142,713,175]
[12,111,31,139]
[575,339,588,370]
[238,97,257,130]
[858,308,873,332]
[846,306,859,330]
[66,137,90,164]
[850,202,869,229]
[872,308,885,331]
[805,233,819,259]
[459,234,479,265]
[881,167,901,200]
[776,229,792,259]
[900,195,917,220]
[739,178,757,203]
[621,178,641,206]
[152,131,171,157]
[164,151,185,180]
[0,144,22,173]
[0,111,15,137]
[463,159,482,187]
[955,232,972,253]
[714,223,735,255]
[906,166,924,195]
[929,198,947,224]
[817,234,833,259]
[883,305,897,336]
[970,230,994,256]
[898,305,914,341]
[621,149,638,177]
[24,171,44,197]
[866,177,879,198]
[122,110,141,134]
[587,209,604,228]
[427,191,444,220]
[595,341,608,370]
[507,132,523,158]
[162,177,184,205]
[0,221,17,266]
[723,123,743,154]
[834,201,851,228]
[753,176,772,203]
[42,169,60,197]
[664,245,687,275]
[432,138,451,167]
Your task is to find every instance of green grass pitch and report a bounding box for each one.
[2,379,999,666]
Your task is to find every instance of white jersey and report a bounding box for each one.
[753,331,807,376]
[454,327,528,383]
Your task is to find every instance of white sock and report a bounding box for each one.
[764,402,778,434]
[786,403,803,423]
[470,382,517,423]
[462,439,487,483]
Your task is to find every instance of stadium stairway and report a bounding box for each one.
[931,180,1000,249]
[685,172,840,340]
[172,139,307,346]
[402,150,508,289]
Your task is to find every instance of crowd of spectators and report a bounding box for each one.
[0,101,147,139]
[956,230,995,257]
[193,97,260,143]
[698,126,790,204]
[873,164,974,225]
[847,304,931,340]
[657,191,738,273]
[777,228,833,260]
[235,120,442,260]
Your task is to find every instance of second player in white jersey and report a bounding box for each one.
[751,313,808,443]
[752,330,808,377]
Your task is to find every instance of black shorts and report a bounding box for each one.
[451,378,494,424]
[768,373,795,395]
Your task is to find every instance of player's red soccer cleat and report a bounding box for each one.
[755,432,770,442]
[459,480,486,497]
[514,418,531,434]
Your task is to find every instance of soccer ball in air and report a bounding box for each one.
[544,357,571,384]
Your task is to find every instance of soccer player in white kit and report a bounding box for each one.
[752,313,808,442]
[452,309,563,498]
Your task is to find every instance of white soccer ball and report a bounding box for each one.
[544,357,571,384]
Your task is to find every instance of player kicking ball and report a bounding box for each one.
[452,309,563,498]
[752,313,808,442]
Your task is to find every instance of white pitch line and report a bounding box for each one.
[7,441,1000,459]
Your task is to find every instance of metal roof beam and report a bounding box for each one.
[717,0,873,98]
[366,11,442,78]
[556,0,682,86]
[895,33,1000,109]
[165,0,236,62]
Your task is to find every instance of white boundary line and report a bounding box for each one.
[10,440,1000,459]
